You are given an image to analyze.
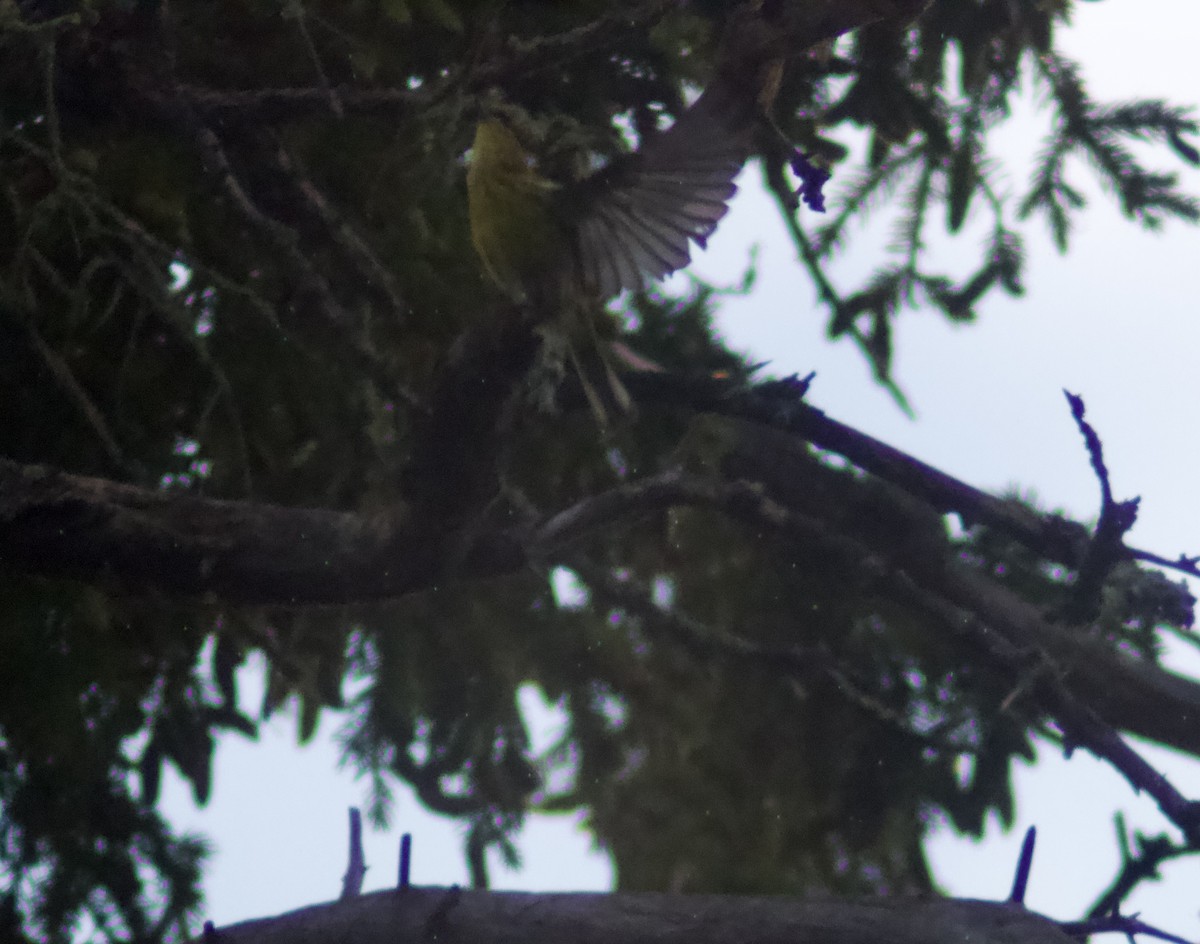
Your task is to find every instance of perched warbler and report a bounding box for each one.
[465,3,796,420]
[466,88,757,419]
[466,4,786,309]
[467,92,752,307]
[465,0,940,309]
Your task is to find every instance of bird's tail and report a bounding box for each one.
[567,330,635,429]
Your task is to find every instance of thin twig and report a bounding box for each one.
[1087,817,1189,920]
[24,319,131,474]
[178,116,419,407]
[283,0,344,117]
[270,140,407,320]
[1061,913,1195,944]
[171,84,425,121]
[340,807,367,900]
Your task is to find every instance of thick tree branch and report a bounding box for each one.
[669,475,1200,760]
[5,376,1200,762]
[10,450,1200,765]
[169,84,426,122]
[623,372,1200,580]
[204,886,1072,944]
[531,468,1200,768]
[890,561,1200,839]
[907,554,1200,761]
[0,457,518,604]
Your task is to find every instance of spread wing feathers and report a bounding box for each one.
[568,87,755,300]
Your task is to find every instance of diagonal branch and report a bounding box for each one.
[166,111,415,406]
[565,555,982,755]
[5,406,1200,762]
[532,469,1200,765]
[22,316,133,476]
[206,884,1075,944]
[0,456,515,605]
[889,559,1200,843]
[270,139,408,322]
[621,372,1200,581]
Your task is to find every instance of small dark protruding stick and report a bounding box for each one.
[1008,825,1037,904]
[1064,391,1113,508]
[1061,913,1195,944]
[340,807,367,900]
[399,832,413,889]
[1087,815,1186,921]
[1061,391,1141,624]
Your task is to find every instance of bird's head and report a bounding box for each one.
[471,93,548,176]
[466,93,566,299]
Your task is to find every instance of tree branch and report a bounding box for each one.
[205,886,1073,944]
[622,372,1200,580]
[536,469,1200,764]
[5,386,1200,762]
[889,560,1200,838]
[0,456,518,604]
[169,84,425,122]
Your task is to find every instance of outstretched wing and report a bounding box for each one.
[566,85,756,301]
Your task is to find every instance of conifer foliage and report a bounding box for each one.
[1,1,1198,942]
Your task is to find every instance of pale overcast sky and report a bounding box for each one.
[165,3,1200,938]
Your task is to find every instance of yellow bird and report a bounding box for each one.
[465,2,791,418]
[466,0,938,308]
[466,1,788,308]
[467,92,756,307]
